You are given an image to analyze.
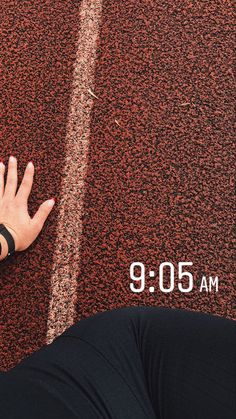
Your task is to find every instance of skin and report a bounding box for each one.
[0,155,55,259]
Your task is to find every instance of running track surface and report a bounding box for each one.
[0,0,234,370]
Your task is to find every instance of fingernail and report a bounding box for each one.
[10,155,16,162]
[28,161,34,168]
[47,198,56,207]
[0,162,5,168]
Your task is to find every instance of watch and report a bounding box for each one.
[0,224,16,257]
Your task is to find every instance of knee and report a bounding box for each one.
[62,306,147,345]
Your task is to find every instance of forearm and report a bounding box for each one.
[0,234,9,261]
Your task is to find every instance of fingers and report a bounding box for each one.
[31,199,55,234]
[0,162,5,198]
[4,156,18,199]
[16,161,34,202]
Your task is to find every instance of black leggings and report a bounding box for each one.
[0,306,235,418]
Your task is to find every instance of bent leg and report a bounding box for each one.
[1,305,235,419]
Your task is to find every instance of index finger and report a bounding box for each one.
[16,161,34,202]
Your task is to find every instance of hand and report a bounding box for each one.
[0,156,55,252]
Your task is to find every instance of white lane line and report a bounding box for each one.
[46,0,103,344]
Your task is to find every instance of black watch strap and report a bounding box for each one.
[0,224,16,257]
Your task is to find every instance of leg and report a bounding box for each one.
[1,306,235,419]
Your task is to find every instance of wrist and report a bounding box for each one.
[0,223,19,259]
[0,234,9,261]
[3,225,19,252]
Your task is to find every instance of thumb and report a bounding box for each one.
[32,199,55,233]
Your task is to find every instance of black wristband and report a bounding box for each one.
[0,224,16,257]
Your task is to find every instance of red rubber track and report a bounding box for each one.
[0,0,234,370]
